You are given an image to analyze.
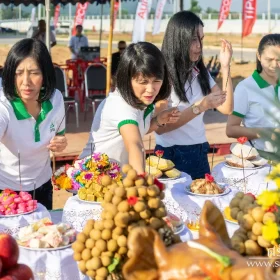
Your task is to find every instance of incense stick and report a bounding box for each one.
[229,171,258,187]
[148,136,151,175]
[56,105,71,135]
[267,164,272,190]
[240,148,246,193]
[224,65,230,91]
[211,144,215,171]
[18,150,22,192]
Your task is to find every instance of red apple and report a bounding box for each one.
[0,234,19,270]
[0,276,17,280]
[1,264,34,280]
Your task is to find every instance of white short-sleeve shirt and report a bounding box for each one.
[68,35,89,59]
[31,29,56,45]
[233,70,280,153]
[80,90,154,165]
[156,68,216,147]
[0,89,65,191]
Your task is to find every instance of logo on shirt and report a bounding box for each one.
[50,123,55,133]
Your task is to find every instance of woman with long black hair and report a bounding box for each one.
[155,11,233,180]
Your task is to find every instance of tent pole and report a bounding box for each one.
[45,0,51,52]
[106,0,115,95]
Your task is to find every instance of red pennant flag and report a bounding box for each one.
[217,0,232,30]
[72,2,90,36]
[242,0,257,37]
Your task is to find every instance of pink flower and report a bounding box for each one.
[237,137,248,145]
[84,173,93,180]
[205,173,214,183]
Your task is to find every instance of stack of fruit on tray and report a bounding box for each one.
[226,185,280,257]
[145,150,181,179]
[0,189,37,216]
[52,153,122,193]
[225,137,268,168]
[0,233,34,280]
[78,175,117,203]
[72,164,180,280]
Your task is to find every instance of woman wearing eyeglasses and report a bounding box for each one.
[155,11,233,180]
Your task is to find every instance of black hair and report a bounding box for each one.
[257,34,280,73]
[118,41,126,45]
[162,11,211,103]
[76,25,83,29]
[2,38,56,102]
[116,42,171,110]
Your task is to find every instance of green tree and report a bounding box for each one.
[206,7,218,14]
[189,0,202,14]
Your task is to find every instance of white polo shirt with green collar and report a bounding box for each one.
[80,90,153,165]
[0,89,65,191]
[232,70,280,153]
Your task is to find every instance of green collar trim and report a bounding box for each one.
[252,70,270,89]
[144,104,154,121]
[252,70,280,89]
[10,98,53,142]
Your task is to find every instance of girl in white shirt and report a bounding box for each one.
[227,34,280,162]
[80,42,180,174]
[155,11,233,180]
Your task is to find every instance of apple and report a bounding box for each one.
[1,264,34,280]
[0,276,16,280]
[0,234,19,270]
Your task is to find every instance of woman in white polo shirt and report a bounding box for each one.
[227,34,280,162]
[80,42,180,174]
[155,11,233,180]
[0,38,67,209]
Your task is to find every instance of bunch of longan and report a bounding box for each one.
[78,175,115,202]
[72,164,179,279]
[230,193,277,256]
[229,192,257,224]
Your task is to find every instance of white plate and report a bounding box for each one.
[185,184,231,197]
[174,223,185,234]
[77,197,102,204]
[158,174,181,182]
[0,208,37,218]
[224,163,263,170]
[18,243,72,251]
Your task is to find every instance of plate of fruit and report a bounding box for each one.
[0,189,37,217]
[16,218,76,251]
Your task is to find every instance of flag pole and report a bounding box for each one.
[106,0,115,95]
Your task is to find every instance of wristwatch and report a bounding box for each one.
[155,116,165,127]
[191,104,201,115]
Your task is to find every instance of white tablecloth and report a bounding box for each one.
[162,172,239,238]
[62,196,102,232]
[212,162,277,195]
[0,203,50,236]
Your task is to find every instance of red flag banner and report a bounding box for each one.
[217,0,232,30]
[242,0,257,37]
[54,4,60,29]
[72,2,89,35]
[113,1,119,30]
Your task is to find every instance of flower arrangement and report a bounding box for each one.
[52,153,122,191]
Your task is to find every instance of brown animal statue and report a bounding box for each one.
[123,201,280,280]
